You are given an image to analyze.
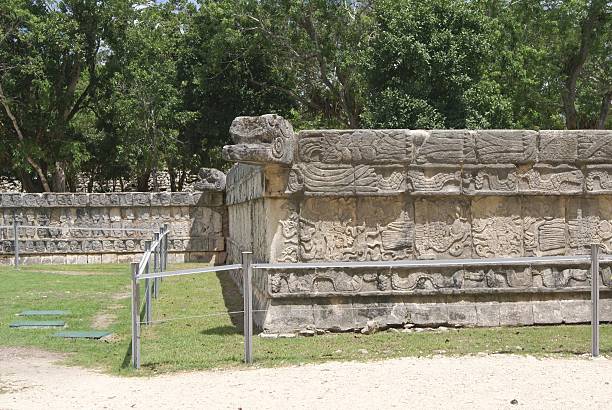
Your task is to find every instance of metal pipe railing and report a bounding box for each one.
[130,245,609,368]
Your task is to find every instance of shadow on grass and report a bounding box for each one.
[216,271,244,333]
[200,325,241,335]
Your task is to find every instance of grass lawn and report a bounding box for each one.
[0,263,610,376]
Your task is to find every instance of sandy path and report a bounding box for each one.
[1,348,611,410]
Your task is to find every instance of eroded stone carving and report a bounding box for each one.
[413,130,476,164]
[298,129,409,164]
[223,114,295,164]
[475,130,537,163]
[473,216,522,257]
[518,165,583,194]
[194,168,226,191]
[462,165,517,195]
[567,202,612,254]
[406,167,461,194]
[391,269,463,290]
[586,165,612,193]
[297,210,413,262]
[539,131,578,163]
[577,131,612,162]
[415,199,471,258]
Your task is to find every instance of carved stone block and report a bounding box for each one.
[462,165,518,195]
[413,130,475,164]
[499,303,534,326]
[475,130,537,164]
[531,265,589,288]
[585,165,612,194]
[354,165,406,195]
[298,129,409,164]
[518,165,583,194]
[391,268,462,291]
[224,114,295,164]
[414,198,471,259]
[471,197,522,257]
[567,198,612,255]
[406,166,461,195]
[194,168,226,191]
[522,197,567,256]
[539,131,578,163]
[286,163,354,195]
[576,130,612,163]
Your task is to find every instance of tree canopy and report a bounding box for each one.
[1,0,610,192]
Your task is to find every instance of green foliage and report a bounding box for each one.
[0,0,610,191]
[363,0,511,129]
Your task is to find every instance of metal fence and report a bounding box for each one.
[130,243,610,368]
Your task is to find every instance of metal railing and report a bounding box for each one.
[129,224,171,368]
[130,244,610,368]
[130,249,248,369]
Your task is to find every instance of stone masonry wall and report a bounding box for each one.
[223,114,612,333]
[0,191,226,265]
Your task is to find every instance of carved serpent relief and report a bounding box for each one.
[268,265,612,295]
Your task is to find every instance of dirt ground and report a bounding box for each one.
[1,347,611,410]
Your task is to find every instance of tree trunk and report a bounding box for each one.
[597,91,611,129]
[561,0,607,129]
[168,166,177,192]
[51,162,68,192]
[136,169,151,192]
[16,169,40,193]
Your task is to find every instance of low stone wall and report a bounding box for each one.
[223,114,612,332]
[0,192,226,265]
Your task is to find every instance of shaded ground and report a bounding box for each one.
[1,347,612,409]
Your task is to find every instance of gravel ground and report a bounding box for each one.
[1,347,611,409]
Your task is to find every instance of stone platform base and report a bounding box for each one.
[260,291,611,333]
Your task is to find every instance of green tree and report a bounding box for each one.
[0,0,132,192]
[94,0,198,191]
[363,0,511,129]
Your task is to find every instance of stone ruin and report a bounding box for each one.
[223,114,612,333]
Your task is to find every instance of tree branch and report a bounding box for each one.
[0,82,51,191]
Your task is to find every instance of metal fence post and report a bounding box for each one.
[162,223,169,275]
[131,262,141,369]
[12,214,19,268]
[591,243,600,357]
[153,232,160,299]
[144,240,152,325]
[242,251,253,364]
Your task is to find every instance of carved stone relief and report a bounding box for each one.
[585,165,612,194]
[298,129,409,164]
[538,131,578,163]
[462,165,518,195]
[413,130,476,164]
[406,166,461,195]
[414,199,471,259]
[523,198,567,256]
[576,131,612,163]
[518,165,583,194]
[471,197,522,257]
[474,130,537,163]
[567,199,612,255]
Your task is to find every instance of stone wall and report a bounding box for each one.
[223,114,612,332]
[0,191,226,265]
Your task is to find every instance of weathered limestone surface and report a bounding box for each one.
[0,191,227,265]
[223,115,612,332]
